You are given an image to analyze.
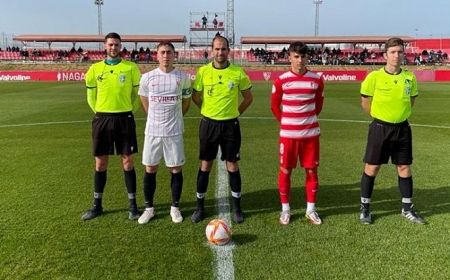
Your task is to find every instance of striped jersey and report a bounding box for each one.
[138,68,191,136]
[271,69,324,139]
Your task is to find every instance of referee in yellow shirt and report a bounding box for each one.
[81,32,141,221]
[191,36,253,224]
[359,37,425,225]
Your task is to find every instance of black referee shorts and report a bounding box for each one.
[198,117,241,162]
[363,118,412,165]
[92,112,138,156]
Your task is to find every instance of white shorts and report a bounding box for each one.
[142,134,186,167]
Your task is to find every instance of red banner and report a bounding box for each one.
[1,70,450,82]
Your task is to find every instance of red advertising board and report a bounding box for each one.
[1,70,450,82]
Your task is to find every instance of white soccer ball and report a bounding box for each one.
[205,218,231,245]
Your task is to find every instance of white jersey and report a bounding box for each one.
[139,68,191,136]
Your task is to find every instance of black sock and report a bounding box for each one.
[228,170,242,193]
[399,176,413,211]
[361,172,375,209]
[124,168,137,207]
[196,197,205,211]
[93,170,107,208]
[232,196,241,212]
[196,169,210,210]
[171,171,183,207]
[197,169,210,194]
[143,172,157,208]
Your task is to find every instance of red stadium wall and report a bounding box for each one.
[1,70,450,82]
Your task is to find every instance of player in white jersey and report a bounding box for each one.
[137,41,191,224]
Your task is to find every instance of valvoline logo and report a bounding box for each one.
[0,74,31,81]
[316,72,357,81]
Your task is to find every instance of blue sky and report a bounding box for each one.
[0,0,448,40]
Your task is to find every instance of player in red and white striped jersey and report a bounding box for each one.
[271,41,324,226]
[138,41,191,224]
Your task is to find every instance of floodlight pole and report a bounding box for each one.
[94,0,104,35]
[226,0,235,61]
[313,0,323,36]
[94,0,104,50]
[415,28,418,50]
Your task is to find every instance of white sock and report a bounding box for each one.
[282,203,290,212]
[306,202,315,213]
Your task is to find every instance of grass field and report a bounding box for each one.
[1,81,450,280]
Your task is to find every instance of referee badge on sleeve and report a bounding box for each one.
[405,87,411,95]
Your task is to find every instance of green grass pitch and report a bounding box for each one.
[1,81,450,279]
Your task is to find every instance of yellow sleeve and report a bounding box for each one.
[361,71,376,97]
[131,63,142,113]
[192,67,204,92]
[85,66,97,113]
[239,68,252,90]
[411,74,419,97]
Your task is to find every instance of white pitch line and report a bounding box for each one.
[1,117,450,130]
[210,150,235,280]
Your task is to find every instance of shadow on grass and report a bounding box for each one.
[89,183,450,223]
[231,233,257,245]
[242,182,450,222]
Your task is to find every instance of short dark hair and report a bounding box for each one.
[156,41,175,51]
[104,32,121,42]
[211,36,230,49]
[384,37,404,52]
[288,41,308,55]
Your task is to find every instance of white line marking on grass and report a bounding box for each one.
[209,150,235,280]
[0,120,90,128]
[1,117,450,130]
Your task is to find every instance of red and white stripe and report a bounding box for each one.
[271,70,324,139]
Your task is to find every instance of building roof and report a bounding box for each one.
[13,34,187,43]
[240,36,415,45]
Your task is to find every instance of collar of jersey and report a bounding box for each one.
[383,67,402,75]
[105,58,121,65]
[211,61,230,70]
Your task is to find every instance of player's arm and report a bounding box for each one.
[85,67,97,113]
[131,65,142,113]
[361,95,372,115]
[182,80,192,115]
[411,96,416,107]
[315,77,325,115]
[238,87,253,115]
[131,85,141,113]
[192,70,203,109]
[192,90,202,108]
[140,95,149,114]
[138,74,149,114]
[360,72,375,116]
[410,75,418,107]
[270,78,283,122]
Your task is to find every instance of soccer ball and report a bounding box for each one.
[205,218,231,245]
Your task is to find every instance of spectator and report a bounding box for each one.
[202,15,207,28]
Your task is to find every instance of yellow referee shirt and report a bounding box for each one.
[361,67,418,123]
[193,62,252,120]
[85,59,141,113]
